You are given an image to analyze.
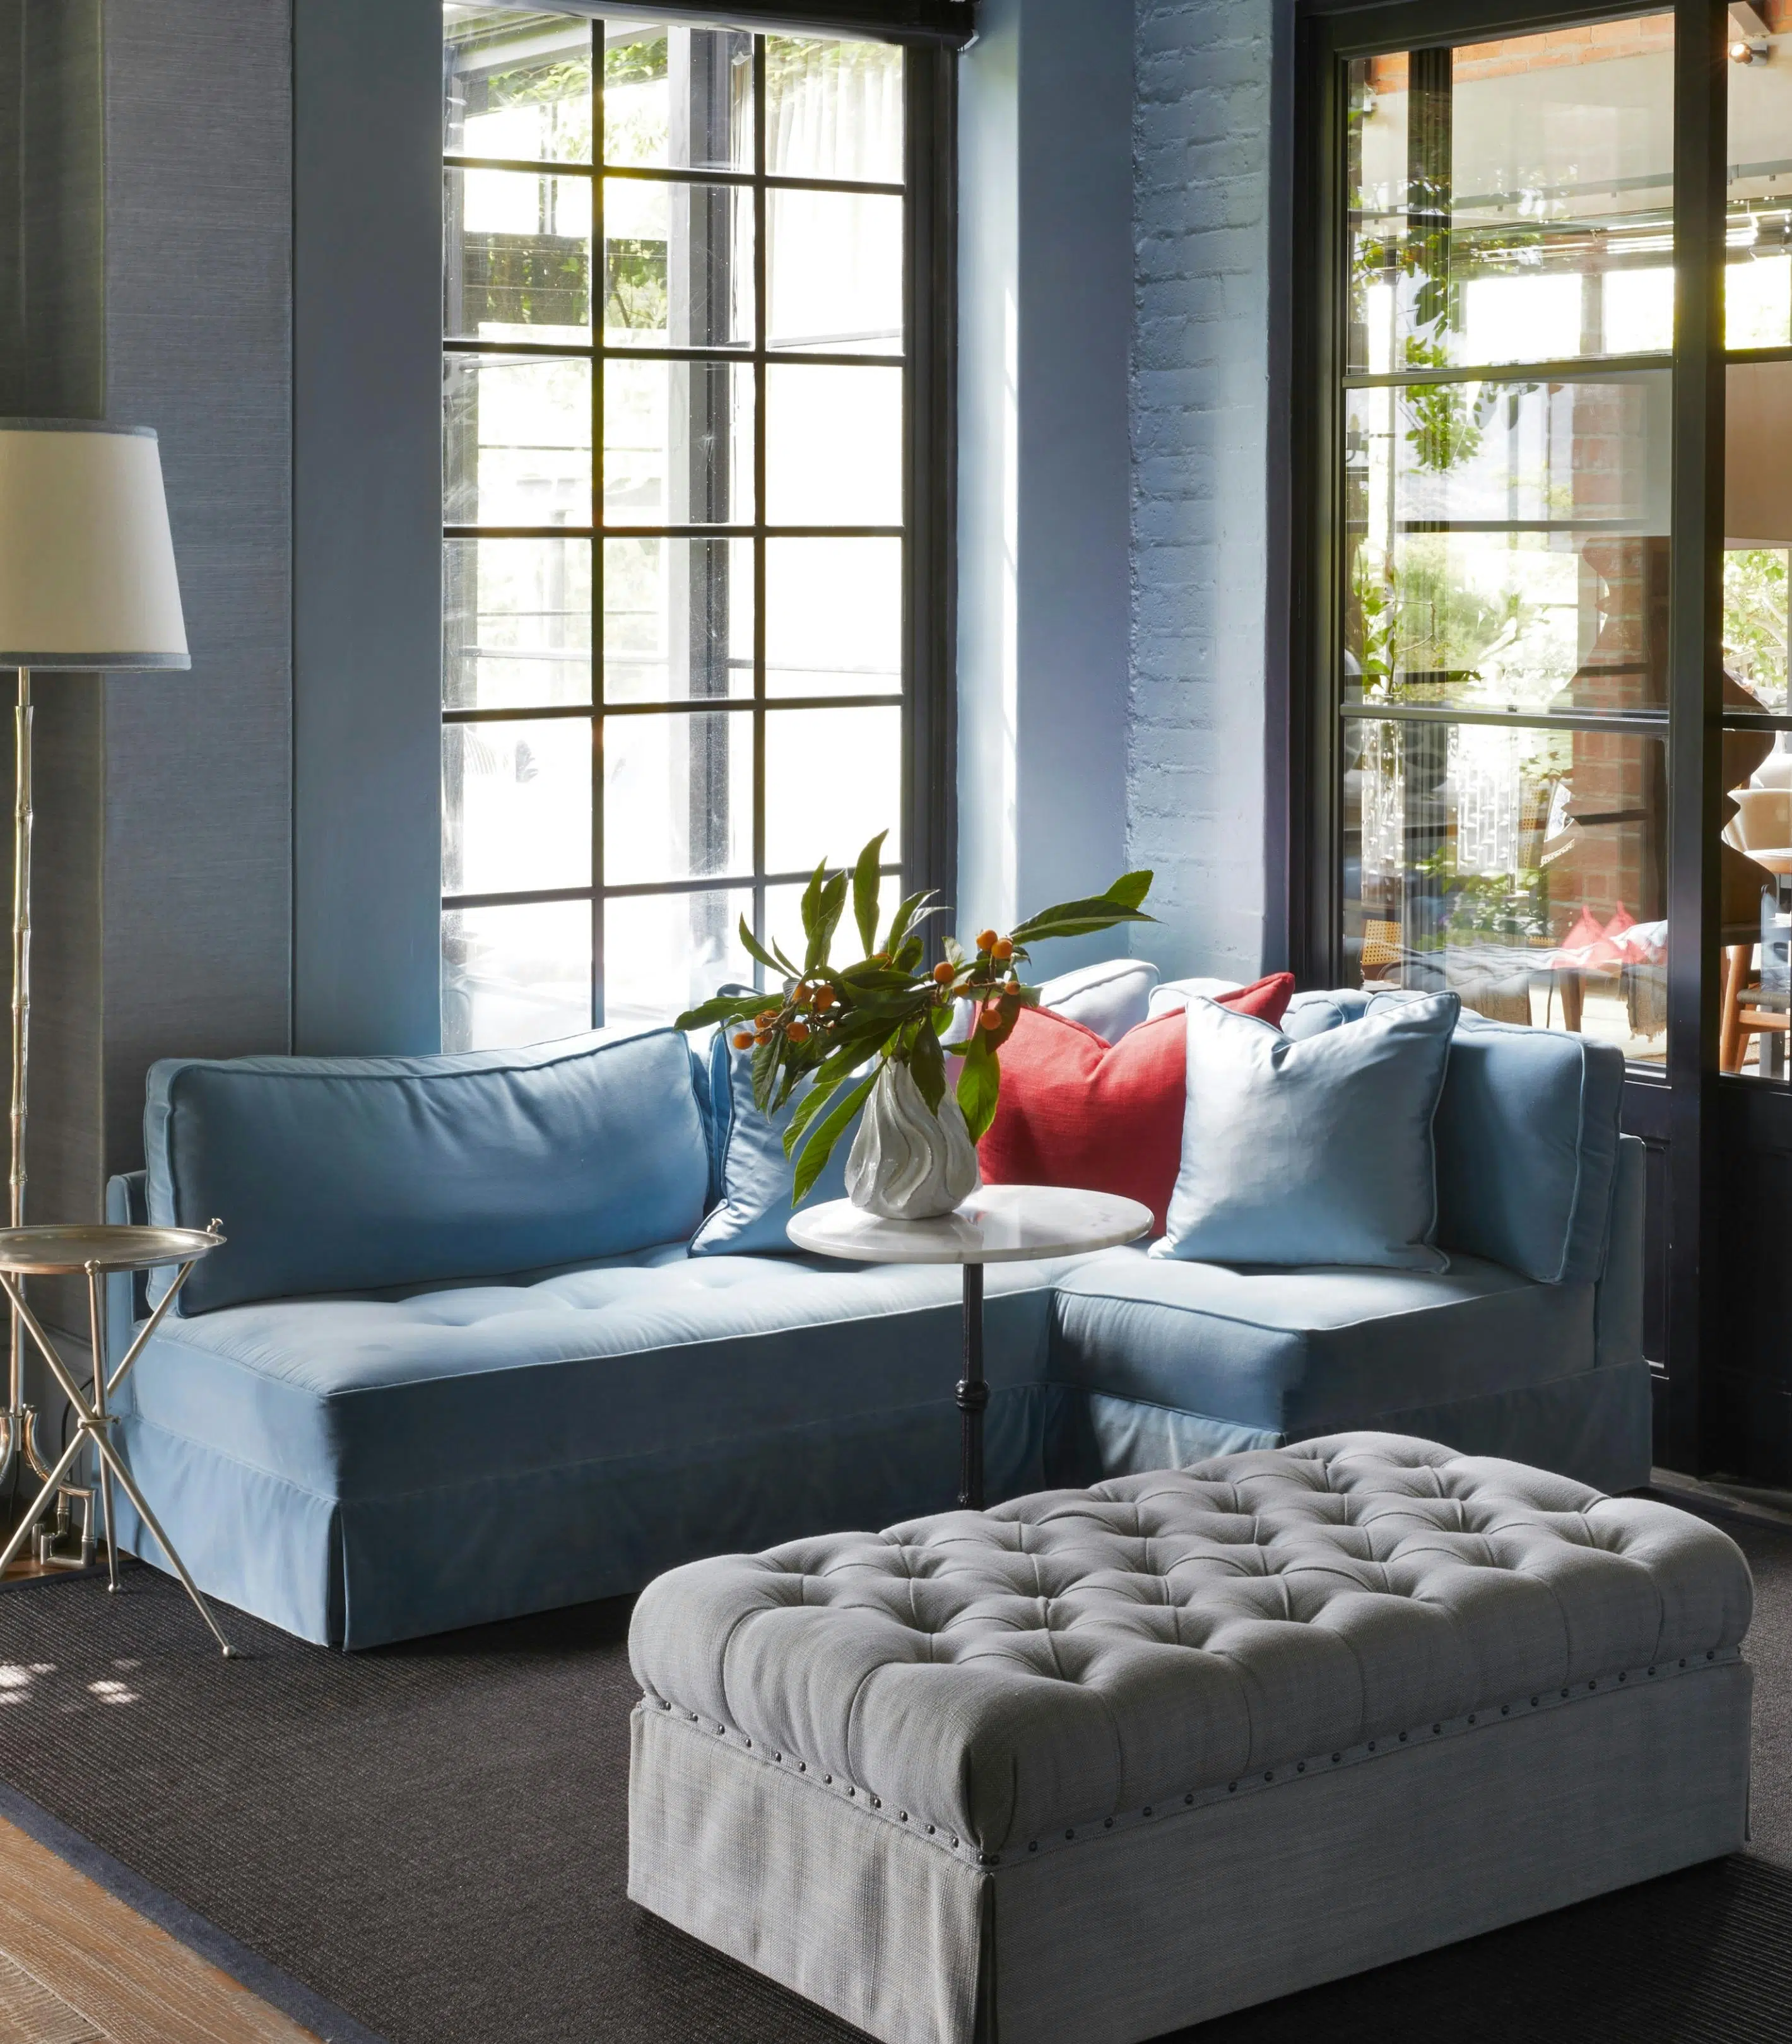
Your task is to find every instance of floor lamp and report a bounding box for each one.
[0,421,188,1512]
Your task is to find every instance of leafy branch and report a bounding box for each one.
[676,838,1154,1202]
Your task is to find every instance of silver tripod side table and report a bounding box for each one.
[0,1222,235,1657]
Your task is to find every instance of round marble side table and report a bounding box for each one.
[787,1184,1152,1512]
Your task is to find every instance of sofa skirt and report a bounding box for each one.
[110,1358,1654,1648]
[628,1656,1752,2044]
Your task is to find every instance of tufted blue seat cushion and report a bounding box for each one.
[1048,1245,1593,1436]
[629,1435,1752,1857]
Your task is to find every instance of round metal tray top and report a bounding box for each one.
[0,1223,225,1276]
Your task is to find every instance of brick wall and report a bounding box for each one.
[1131,0,1276,978]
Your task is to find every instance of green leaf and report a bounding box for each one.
[783,1065,852,1153]
[852,833,887,956]
[799,860,828,946]
[791,1071,877,1205]
[1008,900,1157,946]
[955,1027,1001,1142]
[750,1030,782,1113]
[909,1017,946,1112]
[738,917,788,980]
[1104,870,1154,913]
[807,870,849,972]
[942,935,965,968]
[674,993,763,1033]
[881,890,933,958]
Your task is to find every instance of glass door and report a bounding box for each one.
[1336,18,1675,1061]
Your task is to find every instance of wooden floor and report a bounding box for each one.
[0,1816,316,2044]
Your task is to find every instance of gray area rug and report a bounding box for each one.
[0,1499,1788,2044]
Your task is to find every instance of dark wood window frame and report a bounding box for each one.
[1280,0,1792,1477]
[441,13,958,1028]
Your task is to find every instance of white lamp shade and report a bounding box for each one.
[0,421,187,670]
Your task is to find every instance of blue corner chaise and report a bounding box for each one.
[100,984,1649,1648]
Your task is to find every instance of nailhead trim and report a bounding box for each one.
[639,1647,1743,1869]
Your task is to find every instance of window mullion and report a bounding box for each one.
[752,33,769,987]
[592,14,608,1028]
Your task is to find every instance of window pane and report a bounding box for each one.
[604,889,754,1031]
[602,22,753,173]
[444,168,591,343]
[1343,717,1667,1061]
[764,872,898,972]
[444,537,591,710]
[604,358,754,526]
[1728,16,1792,346]
[1348,23,1674,374]
[767,189,903,353]
[766,537,900,697]
[603,177,753,348]
[765,365,902,526]
[442,900,592,1053]
[765,707,902,874]
[1344,372,1671,715]
[444,353,591,527]
[444,8,592,164]
[443,717,592,896]
[605,710,753,886]
[765,36,903,184]
[1719,730,1792,1080]
[604,537,752,703]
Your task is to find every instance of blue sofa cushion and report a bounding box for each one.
[1364,996,1625,1285]
[117,1249,1077,1500]
[145,1030,712,1313]
[1153,992,1459,1271]
[1052,1245,1596,1437]
[688,1031,862,1257]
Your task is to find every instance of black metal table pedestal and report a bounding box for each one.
[957,1262,987,1511]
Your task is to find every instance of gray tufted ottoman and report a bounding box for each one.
[627,1434,1753,2044]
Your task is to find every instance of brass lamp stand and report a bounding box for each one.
[0,421,191,1552]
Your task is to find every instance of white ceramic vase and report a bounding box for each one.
[845,1057,981,1221]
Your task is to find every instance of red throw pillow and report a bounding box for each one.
[977,975,1295,1233]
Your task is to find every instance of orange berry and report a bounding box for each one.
[992,938,1015,962]
[756,1009,778,1029]
[786,1019,811,1044]
[753,1030,773,1047]
[732,1032,754,1050]
[931,961,955,985]
[976,929,999,954]
[793,984,813,1007]
[813,984,837,1011]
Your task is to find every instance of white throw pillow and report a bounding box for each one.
[1147,975,1245,1021]
[1152,992,1460,1271]
[1037,958,1159,1041]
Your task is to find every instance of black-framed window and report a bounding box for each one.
[439,6,953,1047]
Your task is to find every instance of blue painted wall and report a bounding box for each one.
[1129,0,1279,980]
[292,0,444,1055]
[958,0,1136,975]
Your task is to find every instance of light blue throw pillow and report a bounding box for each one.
[688,1030,864,1257]
[1152,990,1460,1271]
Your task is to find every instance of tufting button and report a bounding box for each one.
[1560,1689,1569,1698]
[1500,1705,1509,1716]
[871,1796,881,1808]
[1709,1650,1716,1660]
[1432,1724,1441,1736]
[1143,1806,1153,1817]
[950,1837,960,1848]
[1398,1731,1407,1742]
[1679,1659,1687,1668]
[743,1737,752,1747]
[1296,1761,1306,1773]
[1264,1770,1274,1782]
[1066,1829,1075,1840]
[1367,1742,1376,1752]
[798,1762,806,1773]
[1618,1673,1626,1684]
[1332,1753,1341,1763]
[823,1774,833,1785]
[689,1712,699,1722]
[927,1825,936,1836]
[1588,1681,1596,1691]
[1029,1841,1038,1853]
[1648,1667,1656,1677]
[846,1787,856,1798]
[1104,1818,1114,1829]
[773,1751,782,1763]
[1530,1698,1538,1707]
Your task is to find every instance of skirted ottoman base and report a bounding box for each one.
[627,1435,1754,2044]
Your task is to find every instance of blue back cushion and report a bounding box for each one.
[1362,995,1624,1284]
[146,1030,712,1313]
[688,1030,861,1257]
